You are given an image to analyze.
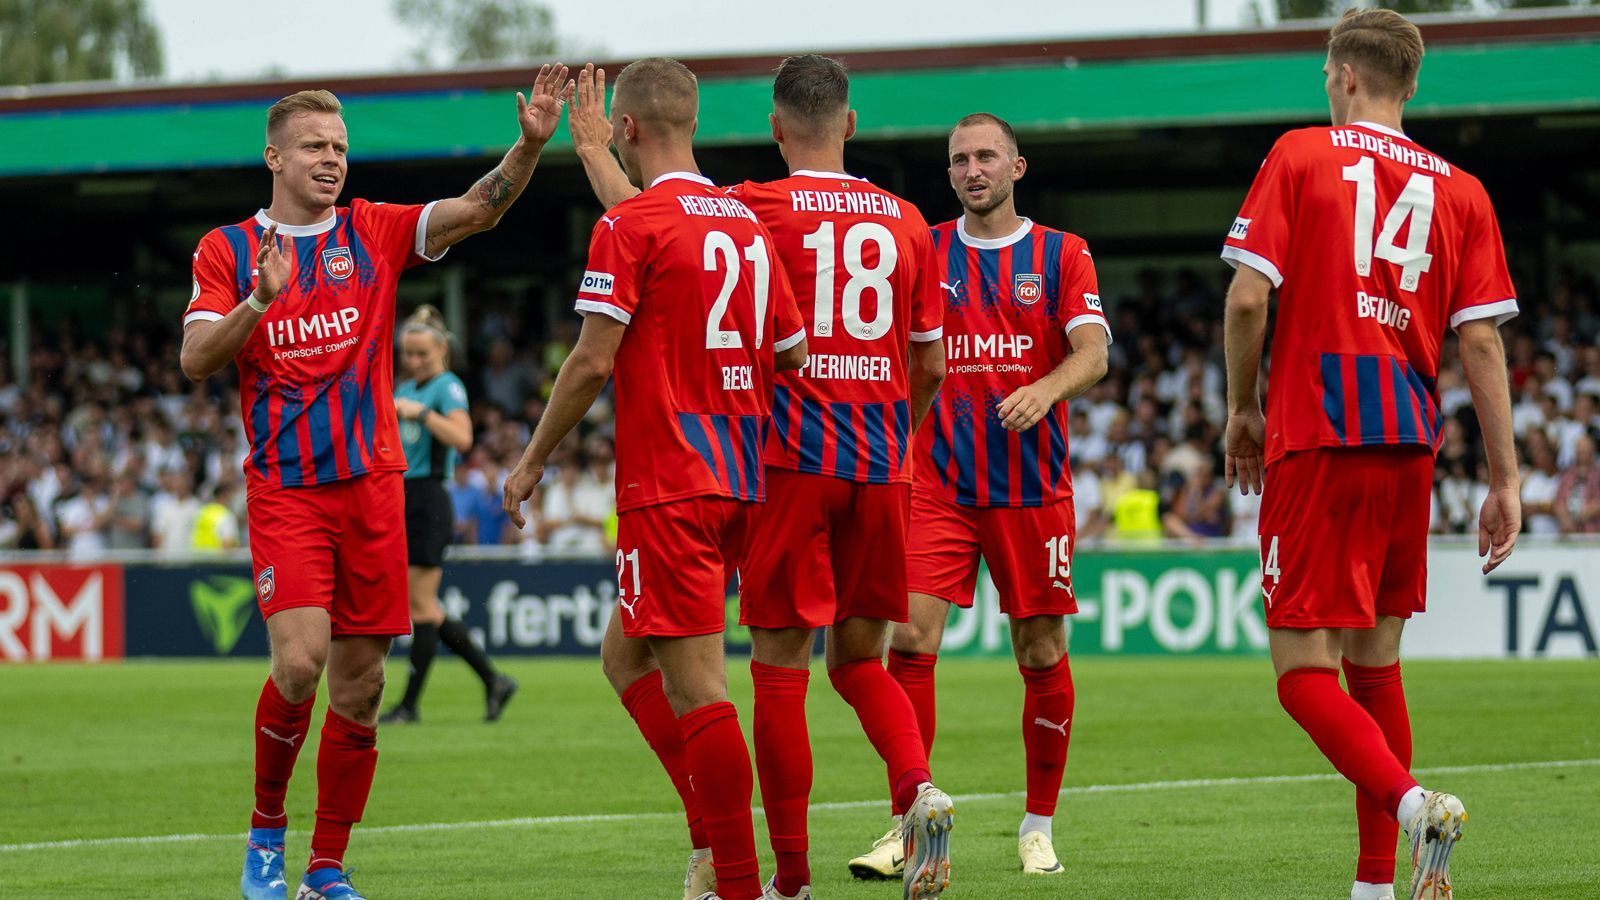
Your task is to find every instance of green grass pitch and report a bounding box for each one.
[2,656,1597,898]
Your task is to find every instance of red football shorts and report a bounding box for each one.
[1258,446,1433,630]
[247,471,410,637]
[740,469,910,629]
[906,488,1078,618]
[614,496,750,638]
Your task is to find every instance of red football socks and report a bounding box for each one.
[886,649,937,814]
[1020,656,1075,817]
[620,670,709,849]
[251,676,314,830]
[1344,660,1413,886]
[308,710,377,873]
[680,701,762,900]
[1278,667,1418,821]
[830,658,932,815]
[751,661,812,897]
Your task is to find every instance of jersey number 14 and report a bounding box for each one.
[1341,156,1435,293]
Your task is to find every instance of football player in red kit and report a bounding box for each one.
[855,112,1111,881]
[1221,11,1519,900]
[502,58,807,900]
[568,56,956,900]
[181,67,572,900]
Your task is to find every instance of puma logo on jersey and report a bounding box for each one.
[940,280,962,298]
[1262,586,1277,608]
[1051,579,1073,596]
[618,595,640,618]
[1033,717,1069,736]
[600,214,622,231]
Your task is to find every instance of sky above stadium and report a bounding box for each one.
[145,0,1271,83]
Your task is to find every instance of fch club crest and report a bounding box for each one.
[1014,273,1042,305]
[322,246,354,280]
[256,566,276,603]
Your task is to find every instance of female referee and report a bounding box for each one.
[381,305,518,724]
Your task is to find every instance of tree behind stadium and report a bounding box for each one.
[0,0,163,86]
[393,0,561,68]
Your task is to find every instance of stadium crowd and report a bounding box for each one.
[2,264,1598,555]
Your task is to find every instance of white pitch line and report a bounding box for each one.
[3,757,1595,854]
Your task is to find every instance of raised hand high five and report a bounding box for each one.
[516,63,573,148]
[251,223,293,308]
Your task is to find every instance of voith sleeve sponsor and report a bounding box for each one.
[574,208,647,325]
[1221,134,1299,288]
[1059,237,1111,343]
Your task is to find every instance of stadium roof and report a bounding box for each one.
[1,10,1597,177]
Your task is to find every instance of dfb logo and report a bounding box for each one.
[1013,273,1042,305]
[256,566,276,604]
[0,565,125,662]
[322,246,354,280]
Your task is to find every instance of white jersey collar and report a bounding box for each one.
[255,209,337,237]
[791,169,863,181]
[956,215,1033,250]
[1352,120,1409,141]
[649,171,714,189]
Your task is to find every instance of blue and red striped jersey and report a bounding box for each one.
[573,172,805,513]
[184,201,443,494]
[1222,122,1518,464]
[727,174,944,485]
[913,217,1110,507]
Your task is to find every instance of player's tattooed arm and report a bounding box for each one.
[569,64,641,209]
[423,63,573,257]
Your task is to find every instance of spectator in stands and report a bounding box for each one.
[151,471,201,554]
[1555,435,1600,534]
[192,480,242,551]
[1109,469,1165,545]
[481,338,534,413]
[1164,456,1231,540]
[1521,429,1563,536]
[55,463,113,557]
[0,492,53,550]
[107,466,150,550]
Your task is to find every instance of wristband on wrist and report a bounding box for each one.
[246,293,271,313]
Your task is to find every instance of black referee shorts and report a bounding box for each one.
[404,477,454,568]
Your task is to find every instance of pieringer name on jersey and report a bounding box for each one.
[801,353,893,382]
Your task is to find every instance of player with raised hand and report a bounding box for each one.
[569,56,955,900]
[502,58,806,900]
[851,113,1111,883]
[1220,10,1519,900]
[180,65,570,900]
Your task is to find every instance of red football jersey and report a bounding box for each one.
[729,172,944,484]
[574,172,805,513]
[913,218,1110,507]
[1223,121,1518,465]
[184,201,445,494]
